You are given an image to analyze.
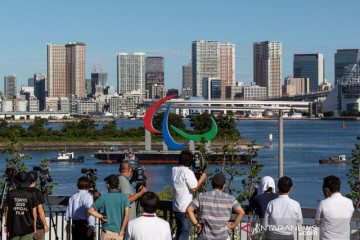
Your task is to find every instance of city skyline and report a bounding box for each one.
[0,0,359,92]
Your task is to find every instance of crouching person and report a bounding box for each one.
[125,192,171,240]
[186,173,245,240]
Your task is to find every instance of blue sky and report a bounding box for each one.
[0,0,359,92]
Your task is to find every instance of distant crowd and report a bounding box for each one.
[4,150,355,240]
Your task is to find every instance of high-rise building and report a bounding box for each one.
[28,78,34,87]
[117,53,145,95]
[202,78,221,100]
[4,75,16,100]
[220,43,235,99]
[34,73,47,111]
[284,76,310,95]
[253,41,282,98]
[145,57,164,90]
[293,53,324,92]
[47,42,86,98]
[182,62,192,97]
[85,79,92,97]
[334,49,360,84]
[91,72,108,95]
[192,40,220,97]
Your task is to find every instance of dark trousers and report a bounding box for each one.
[265,231,294,240]
[72,219,94,240]
[174,211,192,240]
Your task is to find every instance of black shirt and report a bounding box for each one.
[6,188,40,235]
[253,193,279,219]
[28,187,45,229]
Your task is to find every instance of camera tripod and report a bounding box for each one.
[0,170,15,236]
[41,182,59,240]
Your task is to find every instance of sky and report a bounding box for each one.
[0,0,359,93]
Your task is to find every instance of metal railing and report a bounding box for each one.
[1,196,360,240]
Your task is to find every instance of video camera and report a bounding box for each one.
[33,166,53,194]
[130,166,147,192]
[192,152,206,180]
[81,168,100,199]
[5,167,16,182]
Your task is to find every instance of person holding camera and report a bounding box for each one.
[172,150,206,240]
[5,171,39,240]
[65,177,95,240]
[125,192,171,240]
[88,174,130,240]
[27,171,49,240]
[118,162,147,220]
[187,173,245,240]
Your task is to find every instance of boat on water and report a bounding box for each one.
[50,151,84,162]
[95,148,249,164]
[319,155,351,164]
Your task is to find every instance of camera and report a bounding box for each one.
[192,152,206,180]
[5,167,16,180]
[33,166,53,193]
[130,166,147,192]
[81,168,100,199]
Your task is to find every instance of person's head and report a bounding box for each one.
[278,176,293,194]
[120,162,132,177]
[258,176,276,195]
[77,176,91,190]
[178,150,193,167]
[14,171,31,189]
[323,175,340,194]
[104,174,119,190]
[140,192,159,214]
[212,173,226,191]
[27,171,38,187]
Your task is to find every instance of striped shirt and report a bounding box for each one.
[189,189,241,240]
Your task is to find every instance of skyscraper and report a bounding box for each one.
[34,73,47,111]
[182,62,192,98]
[145,57,164,90]
[117,53,145,95]
[220,42,235,99]
[334,49,360,84]
[253,41,282,98]
[192,40,220,97]
[4,75,16,100]
[47,42,86,98]
[293,53,324,92]
[91,72,108,95]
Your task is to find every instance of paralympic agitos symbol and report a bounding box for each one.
[144,94,218,150]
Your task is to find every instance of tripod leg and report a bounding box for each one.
[45,192,59,240]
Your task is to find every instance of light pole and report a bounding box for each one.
[279,110,284,179]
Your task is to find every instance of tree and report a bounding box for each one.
[152,112,186,132]
[346,137,360,208]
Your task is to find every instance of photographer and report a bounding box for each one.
[65,177,95,240]
[27,171,49,240]
[172,150,206,240]
[118,162,147,220]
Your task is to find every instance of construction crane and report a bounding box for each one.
[180,47,191,59]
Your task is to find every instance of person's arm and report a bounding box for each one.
[120,207,130,237]
[33,207,37,233]
[227,206,245,229]
[128,186,147,203]
[186,205,201,228]
[4,207,8,235]
[38,204,49,232]
[190,172,206,193]
[263,202,271,228]
[315,202,322,226]
[88,207,107,221]
[296,203,303,226]
[85,194,95,232]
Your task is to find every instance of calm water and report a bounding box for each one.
[2,119,360,208]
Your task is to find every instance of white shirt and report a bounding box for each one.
[172,165,198,212]
[264,195,303,236]
[125,213,171,240]
[315,193,354,240]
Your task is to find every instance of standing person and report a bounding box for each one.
[252,176,279,219]
[88,174,130,240]
[186,173,245,240]
[65,177,95,240]
[118,162,147,220]
[5,171,39,240]
[315,175,354,240]
[125,192,171,240]
[172,150,206,240]
[264,176,303,240]
[27,171,49,240]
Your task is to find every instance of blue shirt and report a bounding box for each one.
[92,190,131,233]
[65,190,95,230]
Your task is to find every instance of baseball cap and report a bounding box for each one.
[212,173,226,188]
[104,174,119,187]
